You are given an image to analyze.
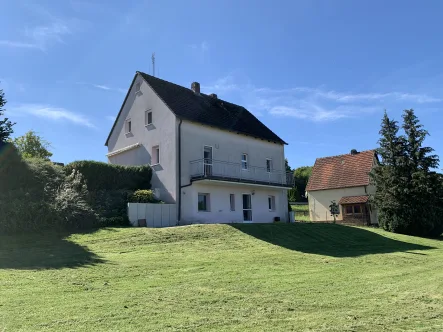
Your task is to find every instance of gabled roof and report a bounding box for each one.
[339,195,369,204]
[105,72,286,146]
[306,150,376,192]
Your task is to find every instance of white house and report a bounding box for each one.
[105,72,292,224]
[306,149,378,225]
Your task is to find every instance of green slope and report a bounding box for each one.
[1,223,442,331]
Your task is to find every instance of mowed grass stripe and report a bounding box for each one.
[1,223,442,331]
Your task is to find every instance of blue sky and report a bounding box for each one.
[2,0,443,169]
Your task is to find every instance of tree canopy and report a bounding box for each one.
[0,88,15,143]
[11,130,53,160]
[371,109,443,237]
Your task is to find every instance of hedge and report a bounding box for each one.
[0,148,154,233]
[0,145,97,233]
[64,160,152,191]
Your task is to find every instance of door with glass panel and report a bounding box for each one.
[242,194,252,222]
[203,146,213,176]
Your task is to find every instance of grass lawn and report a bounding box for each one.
[291,204,309,212]
[1,223,443,331]
[291,204,311,221]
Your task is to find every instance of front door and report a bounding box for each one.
[203,146,213,176]
[242,194,252,223]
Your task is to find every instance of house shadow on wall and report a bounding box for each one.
[0,230,106,270]
[230,223,435,258]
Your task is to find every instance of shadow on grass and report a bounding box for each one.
[230,223,435,257]
[0,231,105,270]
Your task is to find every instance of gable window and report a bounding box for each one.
[268,195,276,211]
[230,194,235,211]
[266,159,272,173]
[241,153,248,170]
[125,119,132,134]
[145,110,153,126]
[152,145,160,165]
[198,193,210,212]
[135,82,141,94]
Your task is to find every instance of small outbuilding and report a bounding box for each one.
[306,150,378,225]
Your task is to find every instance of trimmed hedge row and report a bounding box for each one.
[64,160,152,191]
[0,147,154,233]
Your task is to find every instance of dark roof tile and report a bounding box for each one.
[138,72,286,144]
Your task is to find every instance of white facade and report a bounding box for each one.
[308,185,377,224]
[107,75,178,203]
[107,73,290,224]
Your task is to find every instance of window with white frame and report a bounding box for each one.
[268,195,276,211]
[266,159,272,173]
[230,194,235,211]
[145,109,153,125]
[152,145,160,165]
[198,193,210,211]
[241,153,248,170]
[125,119,132,134]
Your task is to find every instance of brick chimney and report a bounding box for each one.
[191,82,200,95]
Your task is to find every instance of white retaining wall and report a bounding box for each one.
[128,203,177,228]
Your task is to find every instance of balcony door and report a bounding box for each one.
[203,146,213,177]
[242,194,253,223]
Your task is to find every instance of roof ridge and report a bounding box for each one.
[315,149,375,161]
[138,71,245,110]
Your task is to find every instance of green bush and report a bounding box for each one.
[64,161,152,191]
[0,145,98,233]
[129,190,159,203]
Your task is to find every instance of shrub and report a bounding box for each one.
[64,161,152,191]
[0,146,98,233]
[52,170,97,230]
[129,189,159,203]
[87,190,132,228]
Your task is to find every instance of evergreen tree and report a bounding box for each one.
[0,88,15,143]
[371,111,408,232]
[402,109,442,236]
[372,110,443,237]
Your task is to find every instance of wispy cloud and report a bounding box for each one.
[203,75,442,122]
[0,4,80,52]
[189,41,209,53]
[11,104,94,128]
[105,115,116,122]
[202,76,238,92]
[77,82,126,94]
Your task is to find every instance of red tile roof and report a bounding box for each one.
[306,150,376,191]
[339,195,369,204]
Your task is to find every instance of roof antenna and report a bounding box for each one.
[152,52,156,77]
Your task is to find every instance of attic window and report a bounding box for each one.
[145,110,153,125]
[135,82,141,94]
[125,119,132,134]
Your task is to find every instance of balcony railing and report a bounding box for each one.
[189,159,293,187]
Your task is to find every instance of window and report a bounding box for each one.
[266,159,272,173]
[345,205,362,215]
[198,193,210,211]
[268,195,276,211]
[135,82,141,94]
[345,205,353,215]
[241,153,248,170]
[125,119,132,134]
[145,110,153,125]
[230,194,235,211]
[152,145,160,165]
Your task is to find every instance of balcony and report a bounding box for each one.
[189,159,293,188]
